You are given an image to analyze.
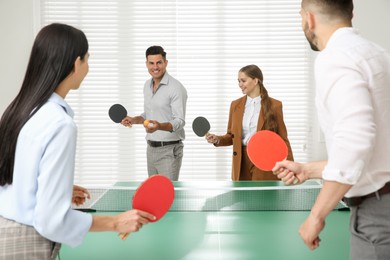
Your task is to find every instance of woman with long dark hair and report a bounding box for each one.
[206,64,294,180]
[0,23,154,259]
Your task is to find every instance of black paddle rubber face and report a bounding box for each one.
[192,116,210,137]
[109,104,127,123]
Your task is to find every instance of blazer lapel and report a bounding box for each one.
[232,96,246,139]
[257,101,265,131]
[234,96,246,126]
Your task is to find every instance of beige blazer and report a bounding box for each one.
[215,95,294,181]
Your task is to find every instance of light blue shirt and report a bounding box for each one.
[0,93,92,247]
[141,72,187,141]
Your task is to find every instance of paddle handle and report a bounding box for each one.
[121,118,133,128]
[206,133,222,146]
[119,232,130,240]
[273,166,299,185]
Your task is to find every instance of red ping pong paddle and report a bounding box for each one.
[247,130,288,171]
[192,116,211,137]
[247,130,297,184]
[119,175,175,240]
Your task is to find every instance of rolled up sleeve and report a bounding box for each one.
[316,50,376,185]
[169,86,187,132]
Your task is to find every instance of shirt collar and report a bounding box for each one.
[48,92,74,118]
[325,27,359,50]
[151,71,170,87]
[246,95,261,105]
[160,71,170,85]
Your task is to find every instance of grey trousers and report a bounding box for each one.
[0,216,61,260]
[147,141,184,181]
[349,192,390,260]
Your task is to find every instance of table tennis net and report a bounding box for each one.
[74,180,347,212]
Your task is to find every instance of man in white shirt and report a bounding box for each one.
[272,1,390,259]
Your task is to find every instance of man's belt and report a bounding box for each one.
[147,140,181,147]
[342,182,390,207]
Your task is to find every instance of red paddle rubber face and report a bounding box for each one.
[132,175,175,222]
[247,130,288,171]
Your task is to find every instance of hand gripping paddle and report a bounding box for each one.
[119,175,175,240]
[247,130,298,184]
[108,104,127,123]
[192,116,211,137]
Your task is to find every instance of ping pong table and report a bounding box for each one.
[60,181,350,260]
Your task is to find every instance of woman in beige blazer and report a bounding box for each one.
[207,65,294,181]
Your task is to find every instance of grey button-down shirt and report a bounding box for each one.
[141,72,187,141]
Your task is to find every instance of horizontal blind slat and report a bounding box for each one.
[38,0,314,185]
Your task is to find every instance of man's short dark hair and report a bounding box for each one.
[303,0,353,21]
[146,46,167,59]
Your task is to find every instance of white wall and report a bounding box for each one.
[1,0,389,114]
[0,0,35,113]
[353,0,390,51]
[1,0,389,161]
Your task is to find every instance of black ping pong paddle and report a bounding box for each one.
[192,116,211,137]
[109,104,127,123]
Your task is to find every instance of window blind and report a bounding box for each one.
[36,0,314,185]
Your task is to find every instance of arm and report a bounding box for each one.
[315,50,376,185]
[146,120,173,133]
[35,119,155,247]
[35,120,92,247]
[273,160,351,250]
[300,180,352,250]
[296,51,375,250]
[273,160,326,185]
[166,83,187,132]
[215,101,235,147]
[89,210,155,233]
[146,83,187,133]
[121,115,145,127]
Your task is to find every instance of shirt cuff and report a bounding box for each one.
[322,160,365,185]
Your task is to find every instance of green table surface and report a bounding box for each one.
[61,212,350,259]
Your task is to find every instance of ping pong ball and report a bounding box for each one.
[144,120,153,128]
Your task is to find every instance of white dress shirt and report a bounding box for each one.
[0,93,92,247]
[242,96,261,145]
[315,28,390,197]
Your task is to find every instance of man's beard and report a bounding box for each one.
[303,23,320,51]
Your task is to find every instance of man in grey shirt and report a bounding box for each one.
[122,46,187,181]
